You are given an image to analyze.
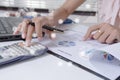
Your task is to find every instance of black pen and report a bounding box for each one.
[29,22,64,32]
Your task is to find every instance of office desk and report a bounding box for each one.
[0,8,103,80]
[0,41,103,80]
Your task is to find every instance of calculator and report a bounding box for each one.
[0,42,48,66]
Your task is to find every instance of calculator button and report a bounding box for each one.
[23,46,35,55]
[29,50,36,55]
[37,44,45,49]
[33,45,41,50]
[9,45,23,56]
[14,45,29,55]
[0,48,16,58]
[30,46,37,51]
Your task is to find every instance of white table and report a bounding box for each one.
[0,41,103,80]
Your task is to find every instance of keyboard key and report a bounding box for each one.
[5,27,12,33]
[0,19,10,28]
[0,21,5,31]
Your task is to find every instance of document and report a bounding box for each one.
[39,24,120,80]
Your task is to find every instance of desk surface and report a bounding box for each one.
[0,53,103,80]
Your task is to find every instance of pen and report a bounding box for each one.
[29,22,64,32]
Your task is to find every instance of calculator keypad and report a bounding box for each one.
[0,42,47,59]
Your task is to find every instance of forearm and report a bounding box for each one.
[48,0,85,26]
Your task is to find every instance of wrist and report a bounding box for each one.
[47,10,59,27]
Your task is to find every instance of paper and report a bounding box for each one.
[39,24,120,80]
[83,16,98,23]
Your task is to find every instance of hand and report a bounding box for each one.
[84,23,120,44]
[13,16,55,46]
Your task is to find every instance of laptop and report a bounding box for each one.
[0,17,23,42]
[0,16,73,42]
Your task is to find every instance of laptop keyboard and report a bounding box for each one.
[0,17,23,34]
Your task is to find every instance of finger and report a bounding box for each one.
[93,29,104,40]
[84,23,106,40]
[32,18,43,40]
[42,29,46,37]
[89,34,95,39]
[98,31,110,43]
[21,20,30,39]
[13,23,22,35]
[84,25,100,40]
[35,22,43,40]
[25,25,35,46]
[106,30,117,44]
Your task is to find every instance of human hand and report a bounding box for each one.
[13,16,56,46]
[84,23,120,44]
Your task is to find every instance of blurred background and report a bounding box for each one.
[0,0,97,11]
[0,0,98,25]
